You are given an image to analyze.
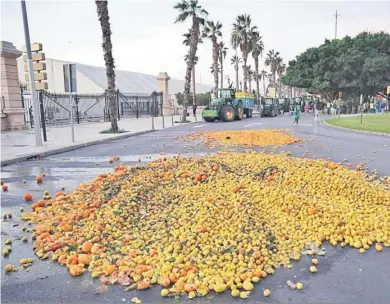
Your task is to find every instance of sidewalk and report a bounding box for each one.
[1,113,202,166]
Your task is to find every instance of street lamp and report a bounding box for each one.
[21,0,42,146]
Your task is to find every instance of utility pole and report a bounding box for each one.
[334,10,340,39]
[21,0,42,146]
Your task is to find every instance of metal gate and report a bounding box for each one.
[20,84,163,127]
[104,91,163,121]
[118,91,162,118]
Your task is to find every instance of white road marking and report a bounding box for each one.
[244,123,264,127]
[292,123,313,126]
[193,124,206,128]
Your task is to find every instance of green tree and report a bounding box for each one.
[231,55,242,90]
[174,0,208,122]
[95,0,118,131]
[283,32,390,103]
[231,14,257,92]
[251,31,264,102]
[218,41,228,88]
[203,20,223,92]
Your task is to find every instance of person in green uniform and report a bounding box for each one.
[294,104,301,124]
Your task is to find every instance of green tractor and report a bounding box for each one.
[202,89,255,122]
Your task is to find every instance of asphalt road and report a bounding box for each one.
[1,114,390,304]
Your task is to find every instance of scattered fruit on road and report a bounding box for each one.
[21,151,390,298]
[296,282,304,290]
[263,289,271,297]
[178,129,299,147]
[4,264,16,273]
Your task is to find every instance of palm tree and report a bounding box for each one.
[230,55,242,90]
[174,0,208,121]
[276,58,286,97]
[184,54,199,107]
[203,20,222,92]
[95,0,118,131]
[251,31,264,102]
[209,64,220,74]
[218,41,228,88]
[247,65,254,93]
[183,29,202,109]
[231,14,257,92]
[260,69,267,96]
[266,73,273,95]
[264,49,280,86]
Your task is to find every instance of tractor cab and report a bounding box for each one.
[216,88,236,100]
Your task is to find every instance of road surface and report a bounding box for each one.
[2,114,390,304]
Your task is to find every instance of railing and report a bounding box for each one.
[20,88,163,128]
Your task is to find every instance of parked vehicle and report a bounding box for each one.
[261,98,279,117]
[202,89,255,122]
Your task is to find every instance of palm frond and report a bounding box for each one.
[174,12,189,23]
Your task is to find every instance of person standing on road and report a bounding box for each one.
[293,104,301,124]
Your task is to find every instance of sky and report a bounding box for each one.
[1,0,390,88]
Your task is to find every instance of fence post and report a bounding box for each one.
[29,106,34,128]
[136,96,139,118]
[162,114,165,128]
[38,91,47,142]
[152,116,154,130]
[74,95,80,124]
[116,89,120,121]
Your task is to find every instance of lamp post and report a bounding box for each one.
[21,0,42,146]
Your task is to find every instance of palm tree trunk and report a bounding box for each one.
[278,74,282,98]
[192,65,196,107]
[235,65,239,91]
[182,17,200,122]
[212,37,219,93]
[249,78,252,93]
[263,76,266,97]
[254,57,260,103]
[220,57,223,89]
[95,0,118,131]
[242,52,248,92]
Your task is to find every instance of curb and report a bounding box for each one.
[1,130,155,167]
[322,120,390,137]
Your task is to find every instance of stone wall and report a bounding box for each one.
[1,41,25,131]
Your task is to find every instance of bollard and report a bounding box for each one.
[162,115,165,128]
[171,114,174,126]
[152,116,155,130]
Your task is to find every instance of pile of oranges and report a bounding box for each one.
[23,150,390,299]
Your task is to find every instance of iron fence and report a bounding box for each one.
[20,86,163,127]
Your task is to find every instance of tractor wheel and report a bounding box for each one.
[221,105,235,122]
[246,109,252,118]
[236,102,244,120]
[204,117,215,122]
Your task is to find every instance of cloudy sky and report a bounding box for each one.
[1,0,389,87]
